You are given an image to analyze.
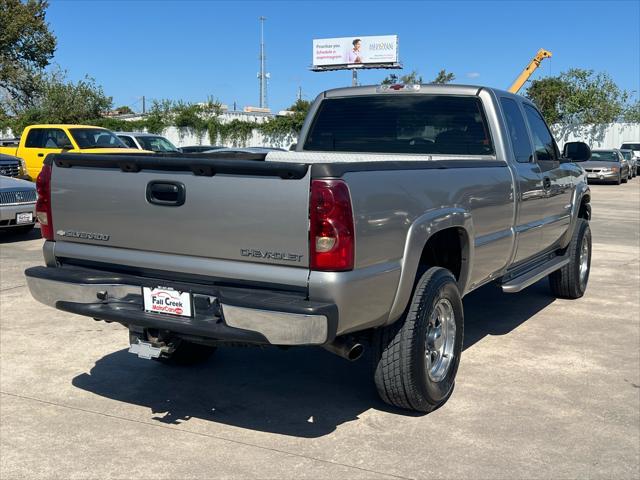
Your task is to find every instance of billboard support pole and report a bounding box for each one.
[352,69,358,86]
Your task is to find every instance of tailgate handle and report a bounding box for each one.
[146,181,185,206]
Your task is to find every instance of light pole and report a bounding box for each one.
[258,16,269,109]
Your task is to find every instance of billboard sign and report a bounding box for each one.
[312,35,399,69]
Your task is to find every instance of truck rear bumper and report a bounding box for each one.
[25,266,337,346]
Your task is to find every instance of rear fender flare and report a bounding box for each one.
[385,208,474,325]
[561,182,591,248]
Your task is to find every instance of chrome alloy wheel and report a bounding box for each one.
[425,298,456,382]
[579,234,590,289]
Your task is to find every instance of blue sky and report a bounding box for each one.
[47,0,640,112]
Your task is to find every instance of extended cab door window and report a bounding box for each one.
[500,98,533,163]
[522,104,560,171]
[22,128,72,179]
[25,128,72,149]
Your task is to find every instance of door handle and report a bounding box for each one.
[37,153,44,157]
[543,177,552,190]
[146,181,186,206]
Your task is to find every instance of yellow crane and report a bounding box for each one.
[508,48,552,93]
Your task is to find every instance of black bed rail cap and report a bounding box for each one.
[49,152,308,179]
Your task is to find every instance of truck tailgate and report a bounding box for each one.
[49,155,311,269]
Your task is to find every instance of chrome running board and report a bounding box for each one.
[501,256,570,293]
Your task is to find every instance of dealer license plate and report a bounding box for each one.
[142,286,192,317]
[16,212,33,224]
[587,173,597,179]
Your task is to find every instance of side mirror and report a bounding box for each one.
[289,143,297,151]
[563,142,591,162]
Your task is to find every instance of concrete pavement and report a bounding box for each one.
[1,180,638,479]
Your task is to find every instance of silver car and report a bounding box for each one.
[620,142,640,175]
[0,175,37,233]
[620,150,636,178]
[116,132,180,153]
[582,149,629,184]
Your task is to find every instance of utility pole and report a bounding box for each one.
[142,95,146,114]
[257,16,270,109]
[352,69,358,87]
[297,86,302,101]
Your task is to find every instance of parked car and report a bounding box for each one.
[116,132,180,153]
[0,125,147,180]
[620,150,636,178]
[25,84,593,413]
[0,153,27,178]
[0,175,37,233]
[180,145,224,153]
[582,149,629,184]
[620,142,640,175]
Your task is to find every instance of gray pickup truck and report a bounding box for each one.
[26,84,593,413]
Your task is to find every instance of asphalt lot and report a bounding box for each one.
[1,179,638,479]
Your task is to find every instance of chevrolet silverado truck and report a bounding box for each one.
[0,124,147,180]
[25,84,593,413]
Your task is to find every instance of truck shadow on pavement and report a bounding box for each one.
[71,280,555,438]
[0,225,41,243]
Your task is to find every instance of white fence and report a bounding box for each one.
[551,123,639,150]
[161,126,296,150]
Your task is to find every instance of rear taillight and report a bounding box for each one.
[35,164,53,240]
[309,179,354,271]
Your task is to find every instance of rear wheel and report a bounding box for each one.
[549,219,591,299]
[372,267,464,412]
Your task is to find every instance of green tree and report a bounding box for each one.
[261,99,311,139]
[382,69,455,85]
[288,98,311,114]
[0,0,56,110]
[381,70,423,85]
[525,77,570,124]
[622,100,640,123]
[115,105,133,114]
[526,69,628,125]
[431,69,455,84]
[8,72,113,133]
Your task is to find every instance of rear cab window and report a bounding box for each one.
[303,95,494,155]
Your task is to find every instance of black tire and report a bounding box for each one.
[622,176,628,183]
[616,174,622,185]
[549,218,591,299]
[155,340,216,366]
[372,267,464,413]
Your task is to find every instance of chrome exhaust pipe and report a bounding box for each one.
[323,336,364,361]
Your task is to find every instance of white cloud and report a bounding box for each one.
[466,72,481,79]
